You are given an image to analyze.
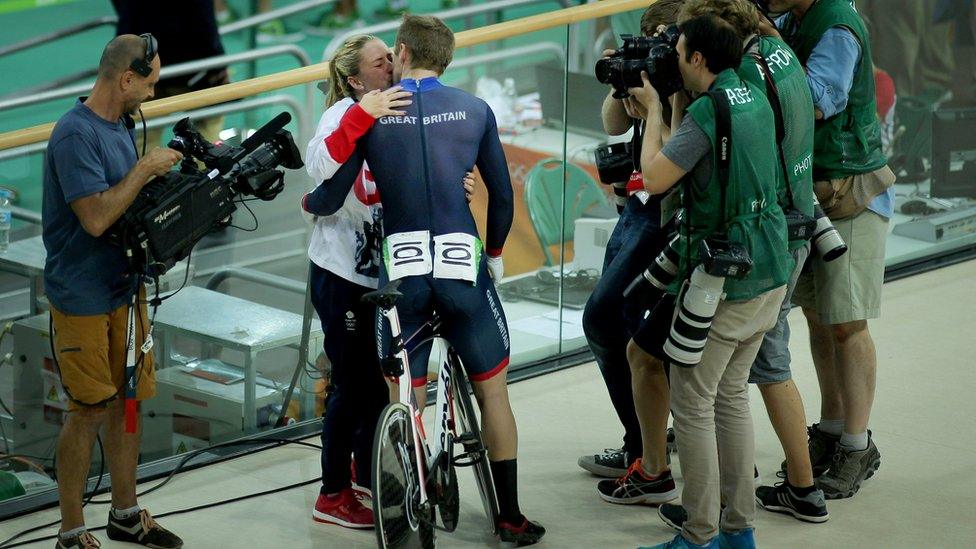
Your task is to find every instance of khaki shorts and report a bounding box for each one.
[50,295,156,411]
[792,210,889,324]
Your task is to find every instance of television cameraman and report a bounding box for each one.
[42,35,183,549]
[767,0,896,500]
[578,0,684,483]
[627,14,792,549]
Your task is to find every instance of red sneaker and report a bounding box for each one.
[312,487,375,529]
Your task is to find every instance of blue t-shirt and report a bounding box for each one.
[43,100,137,315]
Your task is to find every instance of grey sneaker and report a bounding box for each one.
[815,437,881,500]
[578,448,631,477]
[780,423,839,479]
[756,483,829,523]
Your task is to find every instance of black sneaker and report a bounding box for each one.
[597,458,678,505]
[578,448,630,477]
[779,423,839,479]
[498,515,545,546]
[756,483,829,523]
[815,437,881,500]
[106,509,183,548]
[658,503,687,532]
[55,531,101,549]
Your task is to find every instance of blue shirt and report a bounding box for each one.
[802,26,895,218]
[43,100,138,315]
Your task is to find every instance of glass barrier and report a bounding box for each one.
[0,6,571,512]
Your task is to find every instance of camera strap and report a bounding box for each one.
[705,90,732,230]
[750,51,798,210]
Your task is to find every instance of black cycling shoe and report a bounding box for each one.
[498,515,546,546]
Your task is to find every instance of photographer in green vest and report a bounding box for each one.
[628,13,792,549]
[766,0,896,501]
[659,0,828,527]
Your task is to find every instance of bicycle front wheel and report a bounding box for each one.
[372,402,434,548]
[451,357,500,535]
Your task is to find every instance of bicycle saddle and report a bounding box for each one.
[361,279,403,309]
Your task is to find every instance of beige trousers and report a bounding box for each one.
[671,284,787,545]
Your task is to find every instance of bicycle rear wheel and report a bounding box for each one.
[450,356,500,535]
[372,403,435,548]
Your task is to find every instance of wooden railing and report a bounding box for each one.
[0,0,650,150]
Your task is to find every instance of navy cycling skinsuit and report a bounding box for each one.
[304,77,514,387]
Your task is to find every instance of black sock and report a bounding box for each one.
[489,459,522,524]
[788,481,817,496]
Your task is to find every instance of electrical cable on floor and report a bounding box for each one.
[0,437,323,549]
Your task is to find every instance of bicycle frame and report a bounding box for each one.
[378,304,457,510]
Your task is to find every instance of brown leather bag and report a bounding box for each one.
[813,165,897,220]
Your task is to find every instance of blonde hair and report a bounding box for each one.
[326,34,379,108]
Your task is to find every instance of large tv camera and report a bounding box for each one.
[595,25,683,100]
[111,112,304,276]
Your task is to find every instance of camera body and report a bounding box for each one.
[595,26,684,100]
[784,207,817,242]
[699,236,752,279]
[111,112,304,275]
[594,141,633,184]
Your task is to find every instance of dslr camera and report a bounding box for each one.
[594,141,633,184]
[595,25,684,100]
[111,112,304,275]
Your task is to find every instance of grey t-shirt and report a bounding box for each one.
[43,100,137,315]
[661,114,712,192]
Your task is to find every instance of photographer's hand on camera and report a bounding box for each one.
[138,147,183,180]
[357,86,412,118]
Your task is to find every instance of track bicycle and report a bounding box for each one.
[364,279,500,549]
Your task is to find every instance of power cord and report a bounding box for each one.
[0,437,322,549]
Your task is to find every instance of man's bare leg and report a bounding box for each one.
[758,380,813,487]
[100,399,141,510]
[626,340,670,475]
[803,308,844,423]
[57,407,107,532]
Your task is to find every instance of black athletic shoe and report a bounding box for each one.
[106,509,183,549]
[756,483,829,523]
[816,437,881,500]
[779,424,839,479]
[578,448,631,477]
[597,458,678,505]
[498,515,546,546]
[658,503,687,532]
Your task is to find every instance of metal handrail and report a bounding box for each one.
[446,41,564,75]
[205,267,306,295]
[0,16,117,58]
[11,206,41,225]
[0,94,305,164]
[0,44,311,113]
[219,0,335,35]
[322,0,571,59]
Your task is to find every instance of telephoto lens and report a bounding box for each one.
[811,198,848,262]
[664,265,725,368]
[623,235,682,308]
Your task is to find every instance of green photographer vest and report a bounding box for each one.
[671,70,793,302]
[738,36,816,251]
[781,0,887,180]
